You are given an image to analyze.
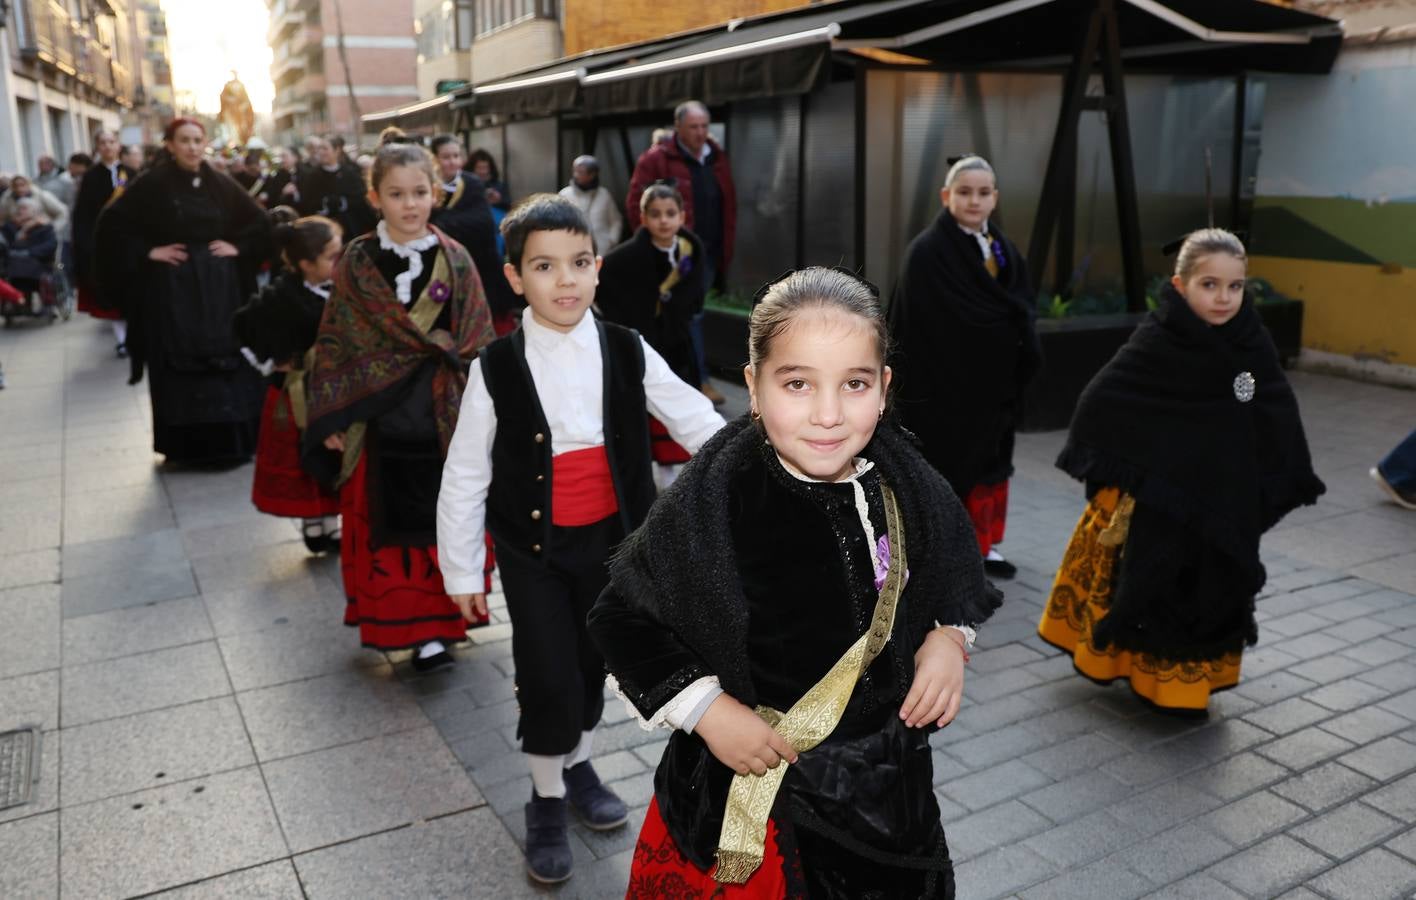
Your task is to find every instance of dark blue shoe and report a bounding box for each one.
[564,761,628,831]
[524,791,573,884]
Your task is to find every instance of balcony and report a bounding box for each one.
[271,50,308,84]
[26,0,80,74]
[268,6,306,45]
[287,24,322,57]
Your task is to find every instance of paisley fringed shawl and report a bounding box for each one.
[303,226,495,485]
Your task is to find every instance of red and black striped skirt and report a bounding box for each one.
[251,386,339,518]
[338,455,490,650]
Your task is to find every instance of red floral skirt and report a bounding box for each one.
[251,387,339,518]
[963,480,1009,556]
[77,284,122,320]
[338,455,489,650]
[627,798,794,899]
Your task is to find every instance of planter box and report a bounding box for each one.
[1021,313,1145,433]
[1257,300,1304,367]
[703,306,750,379]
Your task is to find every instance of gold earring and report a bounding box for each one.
[750,408,761,421]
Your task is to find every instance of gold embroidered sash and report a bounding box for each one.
[655,235,694,317]
[713,483,907,884]
[439,176,466,210]
[336,248,453,483]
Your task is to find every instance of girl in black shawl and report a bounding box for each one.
[887,156,1041,580]
[233,215,343,553]
[428,134,519,333]
[1038,229,1325,712]
[72,129,135,354]
[597,181,706,476]
[589,268,999,898]
[95,117,272,465]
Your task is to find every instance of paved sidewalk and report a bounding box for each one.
[1,318,1415,899]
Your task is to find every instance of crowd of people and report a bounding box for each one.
[5,96,1414,897]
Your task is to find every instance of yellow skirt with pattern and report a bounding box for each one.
[1037,487,1242,710]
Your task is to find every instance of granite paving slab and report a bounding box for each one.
[60,697,255,807]
[236,666,430,761]
[263,725,484,853]
[61,595,213,666]
[0,812,58,900]
[146,860,306,899]
[293,808,536,899]
[60,640,231,727]
[0,583,60,680]
[59,766,287,900]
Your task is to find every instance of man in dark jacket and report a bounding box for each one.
[625,100,737,404]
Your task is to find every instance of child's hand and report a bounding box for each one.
[449,593,487,622]
[900,628,967,728]
[323,432,345,451]
[695,695,799,776]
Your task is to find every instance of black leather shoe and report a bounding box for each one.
[564,761,628,830]
[524,791,573,883]
[983,556,1018,579]
[410,646,454,672]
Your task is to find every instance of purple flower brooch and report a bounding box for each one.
[428,280,451,303]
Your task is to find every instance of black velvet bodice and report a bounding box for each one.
[373,244,442,312]
[731,446,905,728]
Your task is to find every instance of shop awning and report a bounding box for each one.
[360,92,457,130]
[831,0,1342,73]
[364,0,1340,125]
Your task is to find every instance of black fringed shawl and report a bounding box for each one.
[887,210,1042,494]
[1057,283,1325,658]
[594,414,1001,720]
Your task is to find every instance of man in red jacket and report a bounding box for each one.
[626,100,737,404]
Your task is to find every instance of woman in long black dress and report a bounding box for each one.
[96,117,272,465]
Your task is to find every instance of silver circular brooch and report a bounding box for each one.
[1233,371,1256,403]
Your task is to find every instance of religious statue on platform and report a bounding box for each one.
[219,72,256,147]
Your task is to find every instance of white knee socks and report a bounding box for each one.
[527,729,597,799]
[528,753,568,798]
[111,320,127,345]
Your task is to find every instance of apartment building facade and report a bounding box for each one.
[126,0,174,145]
[0,0,139,174]
[268,0,418,144]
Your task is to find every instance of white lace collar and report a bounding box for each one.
[376,220,438,304]
[304,280,332,300]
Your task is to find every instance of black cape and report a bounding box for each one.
[1057,283,1325,659]
[232,271,326,367]
[95,160,271,461]
[257,168,295,210]
[596,227,706,386]
[71,162,134,301]
[430,172,517,318]
[296,163,376,240]
[888,211,1042,494]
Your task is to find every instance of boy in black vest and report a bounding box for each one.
[437,194,725,885]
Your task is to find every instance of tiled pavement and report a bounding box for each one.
[1,318,1415,899]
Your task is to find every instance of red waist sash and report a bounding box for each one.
[552,445,619,526]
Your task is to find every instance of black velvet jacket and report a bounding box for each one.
[589,416,1000,874]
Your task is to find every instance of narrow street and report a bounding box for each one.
[2,316,1415,899]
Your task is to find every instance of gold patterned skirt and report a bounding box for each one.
[1037,487,1242,711]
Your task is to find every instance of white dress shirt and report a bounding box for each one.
[958,220,993,263]
[436,309,726,593]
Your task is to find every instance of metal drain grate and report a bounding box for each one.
[0,726,41,812]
